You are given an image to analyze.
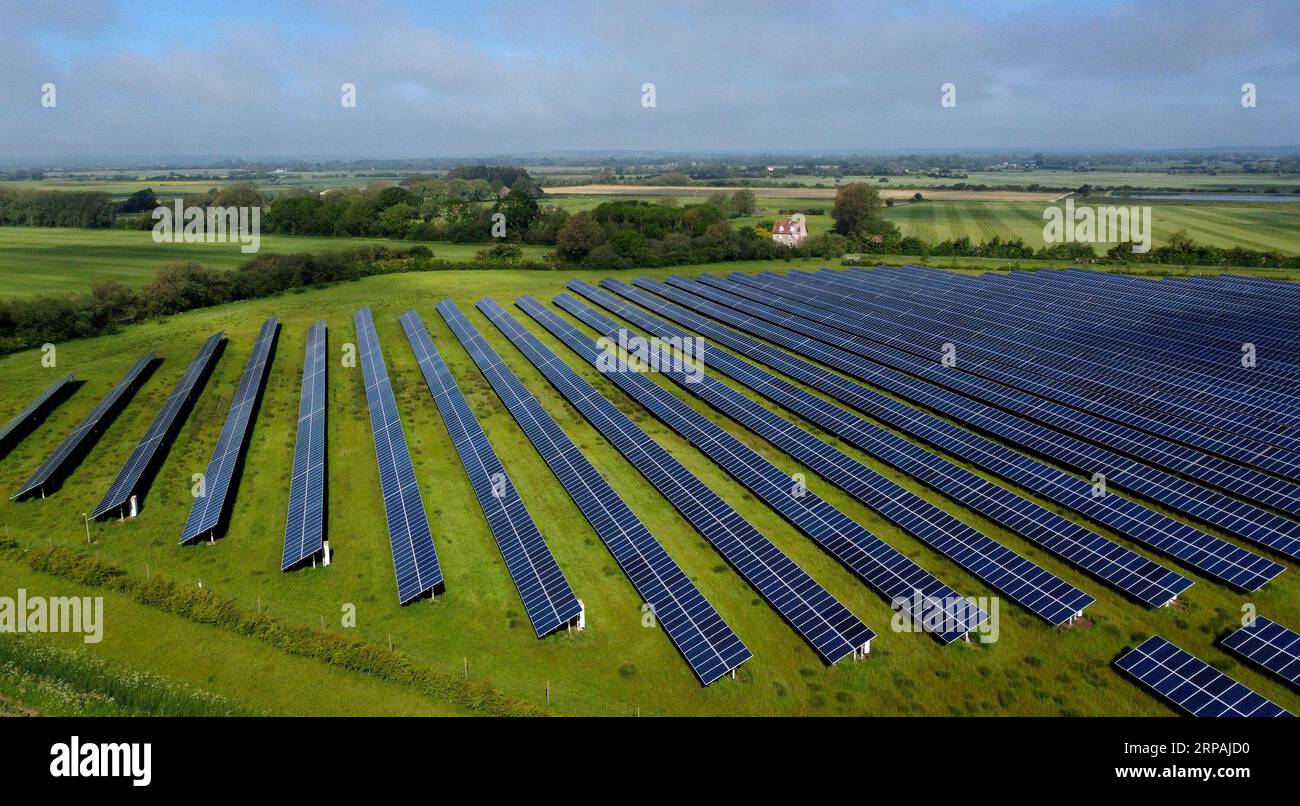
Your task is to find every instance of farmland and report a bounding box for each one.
[0,227,550,297]
[1,263,1297,716]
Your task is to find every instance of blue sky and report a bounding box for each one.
[2,0,1297,160]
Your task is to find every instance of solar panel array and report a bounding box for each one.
[93,332,223,519]
[353,307,442,604]
[400,309,582,637]
[734,269,1300,520]
[281,321,328,570]
[437,298,750,684]
[484,297,880,658]
[791,267,1300,482]
[0,372,76,458]
[514,296,997,640]
[180,317,278,543]
[1115,635,1291,717]
[683,273,1300,561]
[1221,616,1300,688]
[563,281,1193,609]
[12,354,155,500]
[620,276,1284,592]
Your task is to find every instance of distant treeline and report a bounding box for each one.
[0,188,114,227]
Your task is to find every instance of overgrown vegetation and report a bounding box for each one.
[0,635,248,716]
[0,540,545,716]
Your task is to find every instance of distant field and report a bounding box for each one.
[881,200,1300,254]
[549,184,1069,202]
[763,171,1300,193]
[0,227,551,297]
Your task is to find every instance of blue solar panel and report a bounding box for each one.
[281,321,328,570]
[613,276,1284,591]
[437,298,750,684]
[1221,616,1300,688]
[400,309,582,637]
[1115,635,1291,717]
[12,354,155,501]
[800,268,1300,479]
[353,307,442,604]
[562,281,1193,609]
[681,273,1300,560]
[0,372,77,458]
[520,296,1007,640]
[485,297,881,658]
[93,332,223,520]
[180,317,278,543]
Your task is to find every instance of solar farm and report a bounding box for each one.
[0,264,1297,716]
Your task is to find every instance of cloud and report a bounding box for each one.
[0,0,1296,161]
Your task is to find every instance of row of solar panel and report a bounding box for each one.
[836,267,1300,453]
[673,273,1300,560]
[3,265,1293,701]
[604,276,1285,592]
[751,269,1300,484]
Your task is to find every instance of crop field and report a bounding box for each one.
[883,200,1300,253]
[1,263,1297,717]
[0,227,550,297]
[767,170,1300,193]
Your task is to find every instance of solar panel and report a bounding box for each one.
[179,317,279,544]
[12,354,155,500]
[485,297,881,657]
[517,296,993,642]
[806,268,1300,473]
[281,321,328,570]
[352,307,442,604]
[562,282,1193,609]
[527,292,1093,629]
[1115,635,1291,717]
[0,372,77,459]
[626,276,1284,592]
[92,332,223,519]
[1221,616,1300,688]
[437,298,750,684]
[682,273,1300,560]
[755,269,1300,486]
[400,309,581,637]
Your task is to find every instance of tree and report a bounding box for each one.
[830,182,884,236]
[494,188,540,237]
[730,188,757,217]
[118,188,158,214]
[555,212,607,261]
[377,202,416,238]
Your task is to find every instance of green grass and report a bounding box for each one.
[0,227,550,297]
[0,265,1296,715]
[882,200,1300,254]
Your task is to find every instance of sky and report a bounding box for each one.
[1,0,1297,162]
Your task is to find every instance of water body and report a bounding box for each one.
[1125,193,1300,203]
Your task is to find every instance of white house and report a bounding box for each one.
[771,217,808,247]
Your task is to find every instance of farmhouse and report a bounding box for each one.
[771,217,807,246]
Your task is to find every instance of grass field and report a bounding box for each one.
[0,227,551,297]
[757,170,1300,193]
[0,264,1296,716]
